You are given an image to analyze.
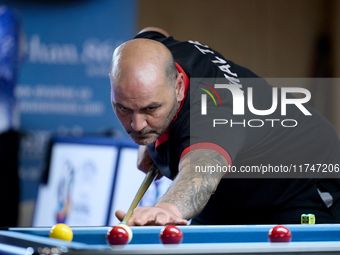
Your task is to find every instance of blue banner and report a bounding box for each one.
[1,0,137,201]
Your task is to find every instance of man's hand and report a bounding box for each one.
[117,149,228,226]
[137,145,163,179]
[115,203,187,226]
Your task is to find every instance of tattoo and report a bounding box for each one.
[157,149,228,219]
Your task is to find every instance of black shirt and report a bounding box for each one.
[134,31,340,224]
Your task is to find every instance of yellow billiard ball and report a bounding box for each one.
[49,223,73,242]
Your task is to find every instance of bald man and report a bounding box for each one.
[109,28,340,226]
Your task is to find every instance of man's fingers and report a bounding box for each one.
[116,209,139,226]
[131,207,187,226]
[175,219,188,225]
[117,206,187,226]
[154,212,168,225]
[133,208,155,226]
[115,210,126,222]
[130,207,161,225]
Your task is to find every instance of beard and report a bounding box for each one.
[127,95,179,145]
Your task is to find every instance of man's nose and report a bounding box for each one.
[131,113,148,132]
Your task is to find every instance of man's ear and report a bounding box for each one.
[175,73,185,103]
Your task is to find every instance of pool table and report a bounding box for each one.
[1,224,340,254]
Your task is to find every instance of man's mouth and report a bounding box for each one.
[132,133,149,138]
[128,130,156,138]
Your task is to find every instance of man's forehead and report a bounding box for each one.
[112,76,167,96]
[111,81,170,106]
[121,62,165,88]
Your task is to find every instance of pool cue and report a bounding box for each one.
[121,164,159,224]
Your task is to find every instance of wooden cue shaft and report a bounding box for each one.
[122,164,159,224]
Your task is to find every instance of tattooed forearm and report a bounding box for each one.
[156,149,228,220]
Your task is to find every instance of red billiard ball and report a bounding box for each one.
[106,225,131,245]
[268,225,292,242]
[159,225,183,244]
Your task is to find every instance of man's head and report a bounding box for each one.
[110,39,185,145]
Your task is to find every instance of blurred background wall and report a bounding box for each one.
[0,0,339,226]
[138,0,340,129]
[139,0,323,78]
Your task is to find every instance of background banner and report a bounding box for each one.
[1,0,137,201]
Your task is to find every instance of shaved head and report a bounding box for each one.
[109,39,185,145]
[110,39,177,90]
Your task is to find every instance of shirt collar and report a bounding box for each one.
[154,62,189,150]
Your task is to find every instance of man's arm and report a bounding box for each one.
[115,148,228,225]
[156,148,227,219]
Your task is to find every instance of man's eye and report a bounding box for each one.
[120,107,129,111]
[147,107,156,111]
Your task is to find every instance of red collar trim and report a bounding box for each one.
[155,62,189,150]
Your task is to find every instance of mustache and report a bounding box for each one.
[127,128,157,135]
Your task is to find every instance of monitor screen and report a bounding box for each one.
[33,137,119,227]
[32,137,172,227]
